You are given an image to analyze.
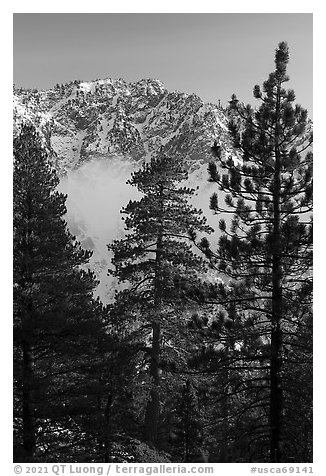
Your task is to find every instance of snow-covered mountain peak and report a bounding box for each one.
[14,77,234,171]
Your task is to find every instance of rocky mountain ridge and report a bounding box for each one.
[13,77,235,173]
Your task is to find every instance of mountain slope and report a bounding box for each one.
[13,78,236,302]
[14,78,235,169]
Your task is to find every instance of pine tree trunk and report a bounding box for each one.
[270,84,283,463]
[144,185,164,444]
[104,394,113,462]
[219,346,230,462]
[22,339,35,461]
[144,321,161,443]
[21,194,36,461]
[270,270,283,462]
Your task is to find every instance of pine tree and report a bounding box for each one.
[108,155,212,445]
[205,42,312,462]
[13,124,105,461]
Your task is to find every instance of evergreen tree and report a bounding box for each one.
[173,379,203,462]
[13,124,105,461]
[204,42,312,462]
[108,155,212,445]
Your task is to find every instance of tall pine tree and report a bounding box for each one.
[108,154,212,445]
[205,42,312,462]
[13,124,105,461]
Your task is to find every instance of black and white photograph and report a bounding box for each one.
[12,9,313,465]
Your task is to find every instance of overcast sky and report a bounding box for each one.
[14,13,313,114]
